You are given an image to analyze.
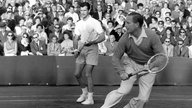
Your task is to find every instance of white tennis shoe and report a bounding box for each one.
[76,94,87,103]
[81,98,94,105]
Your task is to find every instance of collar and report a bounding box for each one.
[129,28,147,39]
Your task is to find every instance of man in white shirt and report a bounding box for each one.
[74,2,105,105]
[65,6,79,23]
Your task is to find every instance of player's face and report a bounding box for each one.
[80,6,89,19]
[125,16,138,34]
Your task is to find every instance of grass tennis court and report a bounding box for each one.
[0,86,191,108]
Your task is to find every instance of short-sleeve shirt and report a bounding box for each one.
[74,15,103,43]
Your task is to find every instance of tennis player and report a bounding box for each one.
[73,2,105,105]
[100,12,165,108]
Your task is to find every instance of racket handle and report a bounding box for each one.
[128,73,133,78]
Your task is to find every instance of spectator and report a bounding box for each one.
[104,31,118,56]
[18,33,33,56]
[47,36,61,56]
[161,2,171,19]
[30,33,47,56]
[4,31,17,56]
[149,16,158,29]
[173,39,189,57]
[171,4,180,20]
[36,24,48,44]
[157,21,166,37]
[62,17,75,33]
[49,24,64,43]
[64,5,79,23]
[164,17,172,28]
[92,5,104,21]
[60,31,73,56]
[0,22,9,55]
[31,16,41,32]
[161,27,177,46]
[162,38,174,57]
[176,28,190,46]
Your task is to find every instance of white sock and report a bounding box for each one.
[87,92,93,100]
[82,87,88,95]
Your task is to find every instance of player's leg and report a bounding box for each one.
[81,64,95,105]
[100,76,137,108]
[123,73,156,108]
[74,63,87,103]
[81,48,97,105]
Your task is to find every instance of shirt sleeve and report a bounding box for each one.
[151,32,165,54]
[112,34,127,75]
[93,20,104,34]
[74,23,81,36]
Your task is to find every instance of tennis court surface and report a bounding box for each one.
[0,86,191,108]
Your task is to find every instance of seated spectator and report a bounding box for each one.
[47,36,61,56]
[49,24,64,43]
[104,31,118,56]
[157,21,165,37]
[161,27,177,46]
[60,31,73,56]
[62,17,75,33]
[0,22,9,56]
[149,16,158,29]
[4,31,17,56]
[162,38,174,57]
[64,6,79,23]
[31,17,41,33]
[176,28,190,46]
[15,17,26,37]
[173,39,189,58]
[18,33,33,56]
[30,33,47,56]
[36,24,48,44]
[102,12,112,29]
[164,17,172,28]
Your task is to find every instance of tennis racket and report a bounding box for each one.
[124,53,169,80]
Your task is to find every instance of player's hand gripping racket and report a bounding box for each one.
[122,53,169,80]
[74,31,99,58]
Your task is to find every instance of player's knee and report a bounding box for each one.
[117,88,130,95]
[116,89,128,96]
[85,72,91,78]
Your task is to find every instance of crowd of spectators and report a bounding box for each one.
[1,0,192,58]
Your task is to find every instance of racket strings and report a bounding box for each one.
[148,54,168,72]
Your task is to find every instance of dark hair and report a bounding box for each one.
[51,35,58,40]
[7,31,16,40]
[53,17,59,22]
[67,17,73,21]
[69,5,75,9]
[128,12,144,27]
[158,20,164,25]
[63,30,72,40]
[106,5,113,13]
[179,28,186,34]
[151,16,158,22]
[80,2,90,10]
[107,20,114,26]
[164,27,174,36]
[19,17,26,22]
[109,30,119,41]
[35,16,41,22]
[36,24,43,29]
[137,3,144,8]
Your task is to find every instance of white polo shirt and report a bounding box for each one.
[74,15,103,43]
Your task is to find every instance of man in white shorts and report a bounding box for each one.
[73,2,105,105]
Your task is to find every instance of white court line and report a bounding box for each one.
[0,99,191,102]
